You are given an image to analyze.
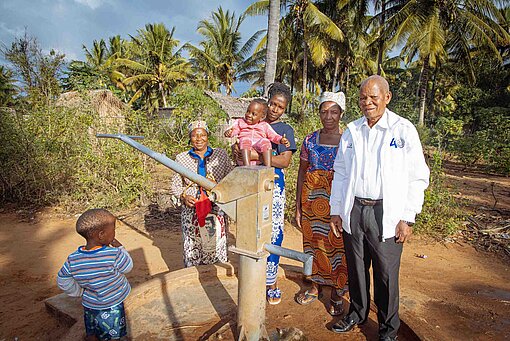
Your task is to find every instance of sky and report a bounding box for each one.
[0,0,267,95]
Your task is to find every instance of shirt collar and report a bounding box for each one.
[188,146,213,159]
[359,109,389,130]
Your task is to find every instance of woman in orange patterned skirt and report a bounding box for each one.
[295,92,348,316]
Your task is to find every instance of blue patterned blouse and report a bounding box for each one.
[300,130,339,172]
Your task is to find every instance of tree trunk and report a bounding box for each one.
[301,39,308,119]
[332,54,340,91]
[289,70,295,114]
[428,63,440,120]
[417,55,430,127]
[264,0,280,97]
[377,0,386,75]
[159,82,167,107]
[345,65,350,97]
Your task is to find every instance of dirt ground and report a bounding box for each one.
[0,164,509,340]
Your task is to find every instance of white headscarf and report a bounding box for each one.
[319,91,346,111]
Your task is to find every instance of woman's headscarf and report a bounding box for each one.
[188,120,209,136]
[319,92,346,111]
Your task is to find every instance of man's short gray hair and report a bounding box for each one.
[360,75,390,94]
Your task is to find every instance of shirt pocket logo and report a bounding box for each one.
[390,137,405,149]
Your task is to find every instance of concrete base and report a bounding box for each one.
[46,264,238,340]
[46,263,424,341]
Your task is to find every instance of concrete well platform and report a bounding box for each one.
[46,264,239,340]
[46,263,425,341]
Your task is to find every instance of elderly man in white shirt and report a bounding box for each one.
[329,75,430,341]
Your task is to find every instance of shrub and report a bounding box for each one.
[164,85,229,155]
[415,152,464,237]
[0,98,156,210]
[451,107,510,174]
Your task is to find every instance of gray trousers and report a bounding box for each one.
[343,199,403,338]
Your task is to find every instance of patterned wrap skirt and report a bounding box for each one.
[181,205,228,268]
[301,169,348,289]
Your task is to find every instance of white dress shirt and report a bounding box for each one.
[330,109,430,238]
[353,113,389,200]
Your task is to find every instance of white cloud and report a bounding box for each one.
[0,22,25,38]
[73,0,107,10]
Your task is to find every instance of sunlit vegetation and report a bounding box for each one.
[1,1,508,237]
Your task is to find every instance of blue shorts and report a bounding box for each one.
[84,302,127,340]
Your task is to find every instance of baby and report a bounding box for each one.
[57,208,133,341]
[225,98,290,167]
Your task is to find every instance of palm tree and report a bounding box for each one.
[285,0,345,113]
[186,7,265,95]
[382,0,509,126]
[0,66,17,107]
[83,39,108,70]
[114,23,191,111]
[265,0,281,95]
[245,0,283,96]
[246,0,344,112]
[67,36,127,91]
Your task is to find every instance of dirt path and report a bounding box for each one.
[0,164,509,340]
[1,211,509,340]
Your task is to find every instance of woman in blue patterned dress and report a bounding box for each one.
[264,83,296,305]
[295,92,348,316]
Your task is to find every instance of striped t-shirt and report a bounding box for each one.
[57,245,133,310]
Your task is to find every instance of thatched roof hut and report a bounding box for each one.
[57,89,127,131]
[204,91,252,120]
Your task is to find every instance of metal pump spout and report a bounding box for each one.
[264,243,313,276]
[96,134,216,192]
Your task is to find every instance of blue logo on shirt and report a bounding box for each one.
[390,138,405,148]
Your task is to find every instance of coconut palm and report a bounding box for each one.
[284,0,345,113]
[114,23,191,111]
[83,39,108,70]
[66,36,127,91]
[265,0,281,95]
[186,7,265,95]
[246,0,344,113]
[383,0,510,126]
[245,0,284,95]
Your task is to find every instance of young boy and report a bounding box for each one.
[57,208,133,341]
[225,98,290,167]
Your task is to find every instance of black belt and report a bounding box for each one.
[355,197,383,206]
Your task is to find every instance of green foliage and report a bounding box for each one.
[1,31,65,104]
[186,7,265,95]
[431,116,464,152]
[163,85,229,154]
[0,99,155,211]
[415,152,463,237]
[283,104,321,220]
[240,87,262,98]
[452,107,510,174]
[0,65,18,107]
[115,23,192,114]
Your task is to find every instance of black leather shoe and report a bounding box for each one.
[331,316,358,333]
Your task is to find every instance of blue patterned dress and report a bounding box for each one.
[266,121,297,286]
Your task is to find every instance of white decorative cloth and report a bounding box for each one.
[319,91,346,111]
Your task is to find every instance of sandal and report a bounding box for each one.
[329,299,344,316]
[295,289,321,305]
[267,287,282,305]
